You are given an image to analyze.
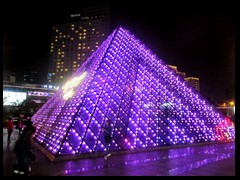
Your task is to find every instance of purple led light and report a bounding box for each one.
[31,27,235,156]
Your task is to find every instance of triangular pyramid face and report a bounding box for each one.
[32,27,235,157]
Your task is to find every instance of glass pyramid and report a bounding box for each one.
[32,27,235,157]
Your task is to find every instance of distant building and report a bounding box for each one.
[23,71,39,84]
[216,102,235,118]
[168,65,186,79]
[3,70,16,84]
[47,5,110,86]
[184,77,200,92]
[177,71,186,79]
[168,65,200,92]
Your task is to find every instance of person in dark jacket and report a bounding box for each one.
[103,120,112,159]
[13,125,36,176]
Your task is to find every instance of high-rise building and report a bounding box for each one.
[184,77,200,92]
[47,5,110,86]
[168,65,186,79]
[168,65,200,92]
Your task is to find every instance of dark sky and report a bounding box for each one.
[3,1,235,102]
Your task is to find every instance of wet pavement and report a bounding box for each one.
[3,129,235,176]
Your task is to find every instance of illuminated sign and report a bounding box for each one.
[70,14,81,17]
[42,85,59,90]
[3,91,27,106]
[27,91,54,97]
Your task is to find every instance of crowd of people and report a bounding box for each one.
[6,116,114,175]
[6,116,36,176]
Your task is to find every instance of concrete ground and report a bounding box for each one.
[3,128,235,176]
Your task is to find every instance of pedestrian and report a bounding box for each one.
[103,120,112,160]
[13,125,36,176]
[17,119,23,137]
[7,117,14,142]
[23,117,34,134]
[25,117,33,128]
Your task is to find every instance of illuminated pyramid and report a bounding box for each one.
[32,27,235,159]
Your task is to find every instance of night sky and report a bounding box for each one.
[3,1,235,102]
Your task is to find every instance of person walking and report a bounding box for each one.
[7,117,14,142]
[103,120,112,160]
[17,119,23,137]
[13,125,36,176]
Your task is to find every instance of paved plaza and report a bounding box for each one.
[3,129,235,176]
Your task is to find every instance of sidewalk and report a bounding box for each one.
[3,128,235,176]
